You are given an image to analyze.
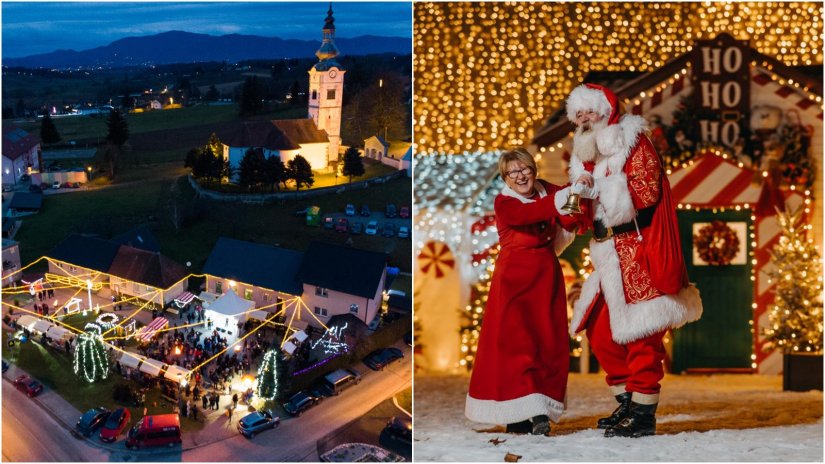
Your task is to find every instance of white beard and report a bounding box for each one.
[571,118,608,162]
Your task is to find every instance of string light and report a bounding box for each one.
[255,350,279,401]
[414,2,823,154]
[310,322,349,355]
[73,332,110,383]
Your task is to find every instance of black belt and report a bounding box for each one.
[593,206,656,242]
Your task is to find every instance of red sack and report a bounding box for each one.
[641,174,689,294]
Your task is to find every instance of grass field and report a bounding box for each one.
[2,330,205,433]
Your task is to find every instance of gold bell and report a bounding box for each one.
[561,191,583,214]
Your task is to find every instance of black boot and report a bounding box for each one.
[604,402,657,438]
[505,419,532,434]
[597,392,632,429]
[530,415,550,436]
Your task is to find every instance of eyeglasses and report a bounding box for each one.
[505,167,533,179]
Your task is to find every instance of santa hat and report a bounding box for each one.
[566,83,621,125]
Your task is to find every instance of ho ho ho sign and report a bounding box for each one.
[691,33,750,148]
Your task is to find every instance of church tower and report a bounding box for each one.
[308,4,345,164]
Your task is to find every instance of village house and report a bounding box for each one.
[2,125,41,187]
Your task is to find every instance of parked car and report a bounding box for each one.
[13,374,43,397]
[99,407,131,443]
[76,407,111,437]
[363,347,405,371]
[382,223,395,238]
[28,184,42,193]
[380,415,412,447]
[345,204,356,216]
[360,204,372,217]
[385,203,397,218]
[335,217,349,232]
[237,409,280,438]
[350,221,363,235]
[365,221,379,236]
[2,359,8,372]
[126,414,181,449]
[398,225,410,239]
[283,391,322,416]
[316,368,362,396]
[399,206,410,219]
[322,216,335,230]
[52,181,61,189]
[19,174,30,182]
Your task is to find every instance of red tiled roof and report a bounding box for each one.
[2,125,39,161]
[108,245,187,290]
[271,119,329,146]
[217,119,328,151]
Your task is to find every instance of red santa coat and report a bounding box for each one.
[568,115,703,344]
[465,180,579,425]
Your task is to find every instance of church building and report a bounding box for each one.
[219,5,345,175]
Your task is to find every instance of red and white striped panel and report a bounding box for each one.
[751,67,823,120]
[136,317,169,342]
[669,153,761,207]
[630,73,692,116]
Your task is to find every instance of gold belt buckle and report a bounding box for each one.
[595,226,613,242]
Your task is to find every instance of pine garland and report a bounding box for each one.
[459,247,498,371]
[761,207,824,354]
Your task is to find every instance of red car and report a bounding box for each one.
[399,206,410,219]
[13,374,43,397]
[99,407,131,442]
[335,217,348,232]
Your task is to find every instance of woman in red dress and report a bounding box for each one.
[465,148,585,435]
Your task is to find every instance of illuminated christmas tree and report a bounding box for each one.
[255,349,279,401]
[73,332,110,383]
[458,247,498,371]
[762,207,824,354]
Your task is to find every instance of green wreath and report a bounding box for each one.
[694,220,740,266]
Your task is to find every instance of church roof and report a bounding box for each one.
[218,119,329,151]
[271,119,329,146]
[313,59,343,72]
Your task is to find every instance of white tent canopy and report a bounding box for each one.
[164,365,191,383]
[46,325,72,341]
[247,310,271,322]
[31,319,53,334]
[207,289,255,319]
[16,315,39,331]
[139,358,165,377]
[120,353,144,370]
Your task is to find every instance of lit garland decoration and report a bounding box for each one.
[459,247,498,370]
[84,323,103,336]
[761,207,824,354]
[95,313,119,331]
[693,220,741,266]
[73,331,110,383]
[255,350,279,401]
[414,2,823,155]
[310,323,349,355]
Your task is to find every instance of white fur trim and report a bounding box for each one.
[552,224,576,255]
[569,239,703,344]
[465,393,565,424]
[566,85,613,122]
[500,181,547,203]
[594,174,636,228]
[553,187,571,216]
[632,392,660,405]
[596,115,647,159]
[568,156,588,184]
[610,384,628,396]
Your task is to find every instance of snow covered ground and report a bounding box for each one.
[414,373,823,462]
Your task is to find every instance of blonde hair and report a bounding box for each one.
[498,148,537,179]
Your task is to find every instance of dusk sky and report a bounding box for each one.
[2,1,413,58]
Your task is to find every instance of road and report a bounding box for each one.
[1,350,411,462]
[2,383,108,462]
[182,353,412,461]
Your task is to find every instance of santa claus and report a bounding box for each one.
[565,84,703,438]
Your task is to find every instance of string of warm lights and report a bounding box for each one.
[73,332,110,383]
[414,2,823,154]
[255,350,279,400]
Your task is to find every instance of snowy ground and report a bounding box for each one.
[414,373,823,462]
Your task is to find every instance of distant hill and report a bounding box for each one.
[3,31,411,69]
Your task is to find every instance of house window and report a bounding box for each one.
[315,287,328,297]
[312,90,318,100]
[326,89,336,100]
[244,288,253,300]
[146,285,153,292]
[215,282,223,294]
[314,307,328,317]
[69,266,77,272]
[263,293,271,303]
[349,304,359,314]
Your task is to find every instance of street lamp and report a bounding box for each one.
[86,166,92,181]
